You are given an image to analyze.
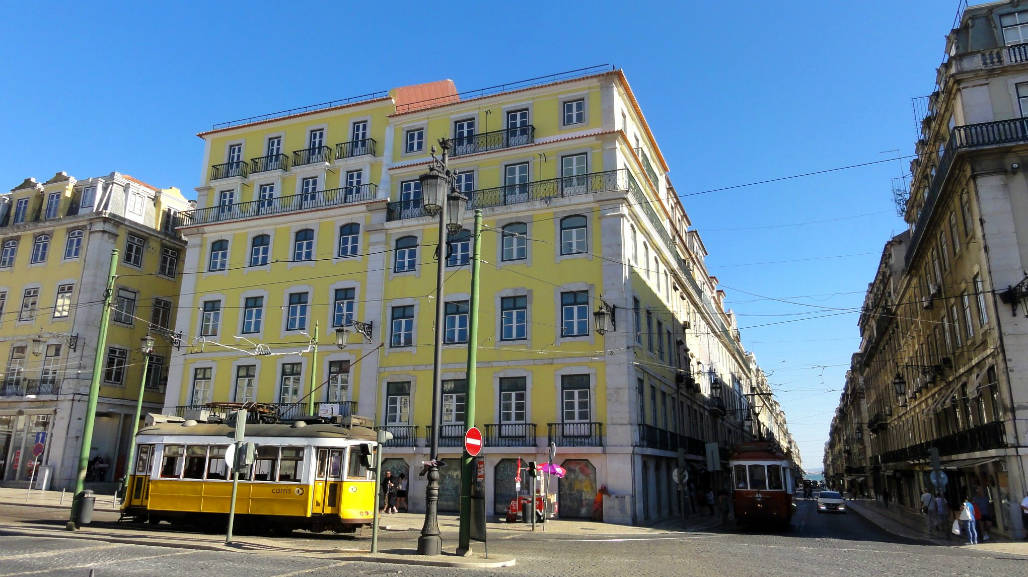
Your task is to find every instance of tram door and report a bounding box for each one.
[314,450,329,513]
[323,449,344,515]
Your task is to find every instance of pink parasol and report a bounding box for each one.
[537,463,567,477]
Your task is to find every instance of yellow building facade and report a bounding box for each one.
[0,171,190,489]
[167,68,794,524]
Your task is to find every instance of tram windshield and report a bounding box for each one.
[733,464,787,491]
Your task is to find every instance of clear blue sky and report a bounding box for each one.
[0,1,965,470]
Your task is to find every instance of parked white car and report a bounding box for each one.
[816,490,846,513]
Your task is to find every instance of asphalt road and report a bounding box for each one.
[1,500,1026,577]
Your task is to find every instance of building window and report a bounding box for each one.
[4,346,25,388]
[961,194,973,237]
[405,128,424,153]
[1002,11,1028,45]
[218,190,235,213]
[939,231,949,270]
[507,109,530,144]
[191,367,212,404]
[308,128,325,151]
[0,240,16,268]
[390,305,414,347]
[19,288,38,322]
[338,223,359,257]
[385,381,411,424]
[40,344,61,388]
[561,374,591,422]
[0,291,7,325]
[200,300,221,336]
[45,192,61,219]
[279,363,303,403]
[501,222,527,261]
[351,120,368,144]
[454,118,475,145]
[53,284,74,319]
[13,198,28,224]
[630,225,637,264]
[61,230,80,260]
[124,234,145,267]
[258,183,275,209]
[326,360,350,403]
[454,170,475,194]
[30,234,49,264]
[500,295,527,341]
[442,379,467,424]
[646,310,654,352]
[159,247,179,278]
[300,177,319,205]
[103,347,128,384]
[345,170,363,196]
[400,179,422,205]
[266,136,282,158]
[974,274,988,327]
[447,229,471,267]
[241,296,263,334]
[127,192,144,216]
[80,186,96,208]
[151,297,172,329]
[499,377,526,424]
[560,290,589,337]
[951,305,962,348]
[113,288,137,324]
[333,288,355,328]
[633,297,642,344]
[394,236,418,272]
[563,99,585,125]
[504,162,529,203]
[560,215,587,255]
[444,300,470,344]
[234,365,257,403]
[657,320,665,360]
[286,292,309,331]
[962,293,975,340]
[293,229,314,261]
[249,234,270,267]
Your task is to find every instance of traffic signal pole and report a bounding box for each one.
[457,210,483,556]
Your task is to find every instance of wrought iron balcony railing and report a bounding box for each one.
[181,184,377,226]
[210,161,248,181]
[386,169,629,222]
[293,146,333,167]
[250,154,289,174]
[547,422,603,447]
[0,379,58,396]
[484,423,537,447]
[450,126,535,157]
[879,420,1006,464]
[635,147,660,185]
[425,424,465,447]
[378,425,418,447]
[335,138,377,159]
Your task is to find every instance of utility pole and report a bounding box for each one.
[457,210,483,556]
[226,409,246,544]
[307,321,319,416]
[119,334,153,499]
[67,249,118,530]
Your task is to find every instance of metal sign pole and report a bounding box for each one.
[371,430,387,553]
[226,410,246,545]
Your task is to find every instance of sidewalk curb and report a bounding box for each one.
[845,503,940,545]
[0,523,516,569]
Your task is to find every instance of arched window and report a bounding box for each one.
[30,234,50,264]
[559,215,587,255]
[293,229,314,261]
[395,236,418,272]
[501,222,527,261]
[0,239,17,268]
[250,234,270,267]
[338,223,360,257]
[64,230,83,260]
[209,240,228,271]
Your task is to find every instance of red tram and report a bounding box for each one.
[729,441,794,529]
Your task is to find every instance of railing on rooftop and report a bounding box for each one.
[210,90,391,131]
[210,161,248,181]
[450,126,535,157]
[293,146,333,167]
[250,154,289,174]
[335,138,377,159]
[181,184,377,226]
[386,168,628,222]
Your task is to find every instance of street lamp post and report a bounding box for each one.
[119,333,155,499]
[417,139,467,556]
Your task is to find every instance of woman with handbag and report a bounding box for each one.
[958,497,978,545]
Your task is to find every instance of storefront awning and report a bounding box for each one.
[939,456,1001,471]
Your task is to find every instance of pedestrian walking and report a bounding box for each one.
[920,489,933,530]
[397,473,408,512]
[931,492,949,536]
[705,489,715,516]
[381,470,396,514]
[959,497,978,545]
[972,487,992,541]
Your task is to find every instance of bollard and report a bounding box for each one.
[59,488,65,506]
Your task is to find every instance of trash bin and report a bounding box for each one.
[71,490,96,526]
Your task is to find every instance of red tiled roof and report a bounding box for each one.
[121,174,159,191]
[391,79,459,113]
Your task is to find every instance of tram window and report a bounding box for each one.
[160,445,184,478]
[183,446,208,479]
[278,447,303,482]
[317,449,329,478]
[207,446,228,480]
[254,446,278,481]
[767,465,783,490]
[328,449,343,480]
[135,445,153,475]
[748,465,767,491]
[733,465,747,489]
[347,446,369,479]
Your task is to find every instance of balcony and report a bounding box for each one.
[484,423,537,447]
[547,422,603,447]
[293,146,333,167]
[880,421,1006,464]
[954,41,1028,73]
[210,161,248,181]
[425,424,465,447]
[635,147,660,185]
[385,169,628,222]
[170,401,357,424]
[450,126,535,157]
[181,184,377,226]
[908,118,1028,267]
[638,424,675,450]
[378,425,418,447]
[0,379,59,396]
[250,154,289,174]
[335,138,377,159]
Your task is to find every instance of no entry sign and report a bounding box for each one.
[464,426,483,456]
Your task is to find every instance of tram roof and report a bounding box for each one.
[137,421,378,441]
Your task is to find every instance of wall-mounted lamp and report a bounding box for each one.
[999,273,1028,317]
[593,299,615,335]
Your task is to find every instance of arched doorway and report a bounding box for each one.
[558,459,596,519]
[438,458,461,512]
[494,459,520,515]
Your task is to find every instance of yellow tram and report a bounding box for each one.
[121,416,378,533]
